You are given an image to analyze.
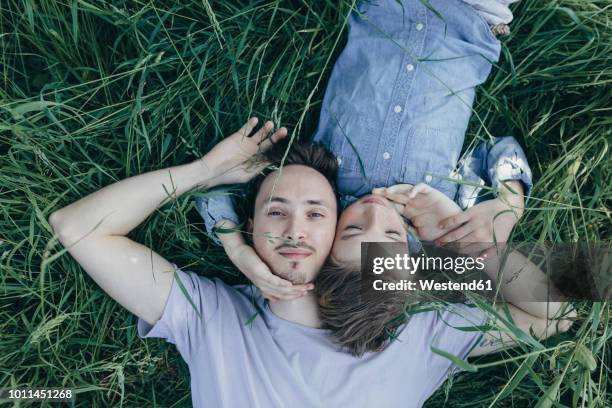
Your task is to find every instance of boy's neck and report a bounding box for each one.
[268,291,321,328]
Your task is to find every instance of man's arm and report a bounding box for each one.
[374,183,565,317]
[466,246,575,357]
[48,118,285,326]
[374,183,574,358]
[480,246,567,319]
[469,302,575,357]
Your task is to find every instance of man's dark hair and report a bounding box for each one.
[314,262,412,357]
[245,139,339,219]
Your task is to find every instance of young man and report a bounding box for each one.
[47,119,311,326]
[49,120,359,407]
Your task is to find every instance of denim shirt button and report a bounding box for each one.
[415,22,424,31]
[383,152,390,160]
[425,174,433,183]
[337,157,342,166]
[393,105,402,113]
[406,64,414,72]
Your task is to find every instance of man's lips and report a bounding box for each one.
[276,248,313,260]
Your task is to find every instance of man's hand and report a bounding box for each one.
[436,181,525,246]
[200,117,287,186]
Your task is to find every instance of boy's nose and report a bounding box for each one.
[364,204,388,224]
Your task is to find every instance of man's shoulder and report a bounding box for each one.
[179,270,264,312]
[214,278,264,306]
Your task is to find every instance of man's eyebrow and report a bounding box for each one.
[269,196,290,204]
[306,200,326,206]
[267,197,331,207]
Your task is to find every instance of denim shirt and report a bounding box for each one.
[196,0,533,241]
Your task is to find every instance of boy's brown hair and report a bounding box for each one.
[314,262,412,357]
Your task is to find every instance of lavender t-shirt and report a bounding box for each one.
[138,269,486,408]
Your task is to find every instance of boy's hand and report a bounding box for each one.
[436,181,525,245]
[226,243,314,302]
[200,117,287,186]
[374,183,461,241]
[435,197,521,245]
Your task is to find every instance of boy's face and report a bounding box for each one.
[331,195,408,264]
[252,165,337,284]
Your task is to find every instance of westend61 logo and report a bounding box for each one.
[360,242,612,302]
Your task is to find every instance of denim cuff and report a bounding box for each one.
[456,136,533,209]
[195,192,240,246]
[486,136,534,204]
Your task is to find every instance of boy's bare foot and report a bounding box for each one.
[373,183,462,241]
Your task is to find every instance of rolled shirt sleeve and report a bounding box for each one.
[461,0,519,26]
[457,136,533,209]
[486,136,533,197]
[194,189,241,245]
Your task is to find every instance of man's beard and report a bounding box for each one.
[273,263,309,284]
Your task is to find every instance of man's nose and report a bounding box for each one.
[283,216,307,241]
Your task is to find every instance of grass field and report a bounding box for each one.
[0,0,610,406]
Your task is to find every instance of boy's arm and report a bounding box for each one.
[376,135,532,243]
[486,136,533,199]
[457,136,533,208]
[437,180,524,245]
[48,118,285,325]
[438,136,533,244]
[375,183,462,242]
[376,183,574,356]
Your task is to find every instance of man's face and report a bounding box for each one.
[252,165,337,284]
[331,194,408,265]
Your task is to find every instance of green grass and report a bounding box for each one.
[0,0,610,406]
